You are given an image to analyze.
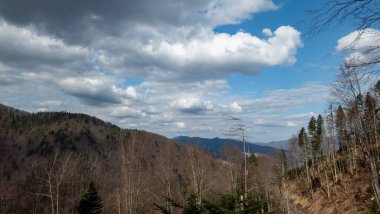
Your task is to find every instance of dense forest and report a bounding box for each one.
[0,104,285,213]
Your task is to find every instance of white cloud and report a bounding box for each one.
[110,106,146,119]
[0,0,308,142]
[57,75,138,105]
[112,86,138,99]
[104,25,302,81]
[240,83,329,114]
[36,108,48,112]
[0,20,88,68]
[286,121,297,127]
[262,28,273,36]
[230,102,242,113]
[171,96,211,114]
[33,100,62,108]
[205,0,277,27]
[175,122,186,129]
[336,29,380,51]
[336,28,380,66]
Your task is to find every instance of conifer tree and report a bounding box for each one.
[182,194,202,214]
[308,116,317,165]
[315,114,324,161]
[78,181,103,214]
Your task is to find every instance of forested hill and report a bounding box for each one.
[0,104,229,213]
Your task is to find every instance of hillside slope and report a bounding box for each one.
[0,104,228,213]
[283,150,378,214]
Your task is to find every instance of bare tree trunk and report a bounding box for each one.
[189,148,207,205]
[369,154,380,207]
[303,143,311,184]
[325,171,330,198]
[243,133,247,199]
[120,133,145,214]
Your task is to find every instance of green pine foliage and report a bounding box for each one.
[78,181,103,214]
[182,194,202,214]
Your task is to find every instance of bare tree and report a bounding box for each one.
[332,67,380,206]
[298,127,311,185]
[187,146,213,206]
[332,62,365,106]
[35,150,78,214]
[220,145,242,192]
[309,0,380,33]
[308,0,380,73]
[225,116,249,199]
[118,132,147,214]
[288,134,303,172]
[326,104,338,183]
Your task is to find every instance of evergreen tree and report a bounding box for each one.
[308,116,317,164]
[182,193,202,214]
[374,80,380,98]
[315,114,324,161]
[78,181,103,214]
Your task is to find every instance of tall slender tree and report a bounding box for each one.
[336,105,347,152]
[298,127,310,184]
[363,91,380,207]
[308,116,317,166]
[315,114,324,161]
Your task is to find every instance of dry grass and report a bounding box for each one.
[284,159,377,214]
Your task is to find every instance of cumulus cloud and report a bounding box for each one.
[336,28,380,66]
[0,0,308,141]
[175,122,186,129]
[336,29,380,51]
[230,102,242,113]
[121,26,302,81]
[0,0,302,82]
[57,76,121,105]
[109,106,146,119]
[0,20,88,69]
[172,97,210,114]
[57,75,138,105]
[0,0,277,43]
[262,28,273,36]
[286,122,297,127]
[204,0,277,27]
[112,86,138,99]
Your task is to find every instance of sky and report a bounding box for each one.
[0,0,364,142]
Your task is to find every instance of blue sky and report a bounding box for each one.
[222,0,353,92]
[0,0,364,142]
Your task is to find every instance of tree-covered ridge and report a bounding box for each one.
[0,104,286,213]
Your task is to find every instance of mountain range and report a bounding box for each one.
[173,136,286,157]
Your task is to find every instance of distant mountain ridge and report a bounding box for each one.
[173,136,285,157]
[255,140,290,150]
